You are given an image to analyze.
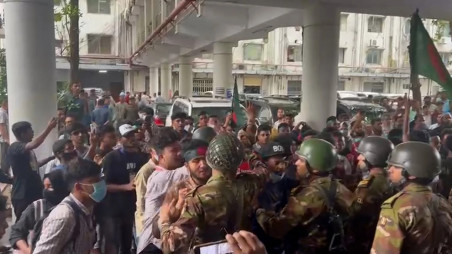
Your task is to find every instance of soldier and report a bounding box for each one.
[256,138,354,254]
[158,133,269,254]
[349,136,394,254]
[371,141,452,254]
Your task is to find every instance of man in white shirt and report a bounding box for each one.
[137,128,186,253]
[422,105,432,127]
[273,108,285,129]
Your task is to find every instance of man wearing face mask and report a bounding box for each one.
[33,159,105,254]
[10,170,69,254]
[43,139,77,175]
[256,139,354,254]
[349,136,394,254]
[100,124,149,254]
[371,142,452,254]
[139,139,212,254]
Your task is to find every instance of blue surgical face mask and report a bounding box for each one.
[81,180,107,203]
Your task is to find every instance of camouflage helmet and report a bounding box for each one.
[357,136,394,167]
[192,127,217,143]
[387,141,440,180]
[295,138,337,173]
[206,133,244,174]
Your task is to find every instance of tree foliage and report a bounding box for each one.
[0,49,6,103]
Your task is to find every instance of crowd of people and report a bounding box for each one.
[0,82,450,254]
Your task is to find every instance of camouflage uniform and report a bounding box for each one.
[257,138,354,253]
[371,141,452,254]
[349,136,394,253]
[371,183,452,254]
[159,133,269,254]
[256,176,354,253]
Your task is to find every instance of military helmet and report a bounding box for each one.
[387,141,440,180]
[357,136,394,167]
[192,127,217,143]
[295,138,337,172]
[206,133,244,174]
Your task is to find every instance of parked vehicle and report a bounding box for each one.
[244,97,299,126]
[337,99,387,120]
[150,102,172,120]
[165,97,246,126]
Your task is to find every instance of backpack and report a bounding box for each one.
[31,198,81,252]
[316,180,348,254]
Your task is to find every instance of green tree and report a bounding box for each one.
[0,49,7,103]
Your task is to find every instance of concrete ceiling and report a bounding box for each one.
[134,0,452,66]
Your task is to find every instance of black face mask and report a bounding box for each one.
[43,189,67,206]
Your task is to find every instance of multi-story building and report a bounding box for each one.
[119,0,450,97]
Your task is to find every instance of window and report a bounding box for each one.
[87,34,112,54]
[243,43,263,61]
[287,80,302,96]
[368,16,384,33]
[244,86,260,94]
[87,0,111,14]
[364,82,384,93]
[193,78,213,95]
[366,49,382,64]
[403,84,411,89]
[338,48,346,64]
[287,45,302,62]
[440,53,451,66]
[442,23,451,38]
[340,14,348,31]
[404,19,411,34]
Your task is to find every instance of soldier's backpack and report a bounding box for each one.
[31,199,81,252]
[316,180,348,254]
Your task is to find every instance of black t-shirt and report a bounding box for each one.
[101,149,148,217]
[7,142,43,202]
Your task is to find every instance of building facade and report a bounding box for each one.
[118,0,452,97]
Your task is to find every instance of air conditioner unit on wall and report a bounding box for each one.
[370,39,378,47]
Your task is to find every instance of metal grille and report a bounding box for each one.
[193,78,213,95]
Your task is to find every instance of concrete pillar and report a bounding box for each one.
[149,67,159,97]
[178,56,193,97]
[298,4,340,130]
[160,63,171,100]
[213,42,233,98]
[5,0,57,158]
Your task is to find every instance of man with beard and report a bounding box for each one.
[99,124,149,254]
[44,139,78,174]
[158,133,270,253]
[349,137,394,254]
[141,139,213,254]
[136,127,186,254]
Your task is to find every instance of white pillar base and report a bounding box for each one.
[213,42,234,98]
[298,4,340,130]
[5,0,57,159]
[178,56,193,97]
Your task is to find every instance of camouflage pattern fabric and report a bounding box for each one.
[349,172,393,253]
[256,176,354,252]
[371,182,452,254]
[159,166,269,254]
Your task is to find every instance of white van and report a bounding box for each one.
[165,97,244,126]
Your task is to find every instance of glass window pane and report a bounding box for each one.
[87,0,99,13]
[99,0,111,14]
[100,36,112,54]
[87,34,99,54]
[244,44,263,61]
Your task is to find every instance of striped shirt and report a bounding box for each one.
[33,194,95,254]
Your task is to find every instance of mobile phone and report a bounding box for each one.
[192,240,233,254]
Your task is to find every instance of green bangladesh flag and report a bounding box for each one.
[232,76,247,128]
[410,10,452,95]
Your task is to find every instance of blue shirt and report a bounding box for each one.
[443,99,450,113]
[91,107,110,126]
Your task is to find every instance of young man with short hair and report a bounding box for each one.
[93,125,117,165]
[8,119,57,220]
[33,159,105,254]
[43,139,77,175]
[254,124,272,153]
[197,111,208,129]
[99,124,148,254]
[171,112,190,140]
